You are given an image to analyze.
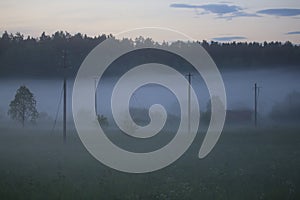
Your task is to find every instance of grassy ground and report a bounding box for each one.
[0,125,299,200]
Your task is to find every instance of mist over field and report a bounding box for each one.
[1,32,300,199]
[1,0,300,197]
[1,68,299,126]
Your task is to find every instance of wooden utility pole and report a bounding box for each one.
[63,51,67,144]
[94,77,98,116]
[254,83,260,127]
[187,73,192,133]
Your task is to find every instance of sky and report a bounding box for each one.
[0,0,300,43]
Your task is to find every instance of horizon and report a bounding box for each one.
[2,30,300,45]
[0,0,299,43]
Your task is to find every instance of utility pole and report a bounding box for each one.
[187,73,192,133]
[254,83,260,127]
[63,50,67,144]
[94,77,98,117]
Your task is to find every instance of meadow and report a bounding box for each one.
[0,124,299,200]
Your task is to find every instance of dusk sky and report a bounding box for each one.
[1,0,300,43]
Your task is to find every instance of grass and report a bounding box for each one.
[0,125,299,200]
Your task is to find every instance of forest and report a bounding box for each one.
[0,31,299,79]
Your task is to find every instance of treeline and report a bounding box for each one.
[0,31,299,78]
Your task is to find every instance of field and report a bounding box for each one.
[0,125,299,200]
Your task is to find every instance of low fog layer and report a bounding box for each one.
[0,69,299,128]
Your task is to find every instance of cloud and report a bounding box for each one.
[170,3,200,9]
[286,31,300,35]
[211,36,247,42]
[170,3,241,14]
[199,4,242,14]
[217,11,259,20]
[170,3,258,19]
[257,8,300,17]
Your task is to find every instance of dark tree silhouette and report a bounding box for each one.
[0,31,299,79]
[97,114,109,127]
[8,86,39,127]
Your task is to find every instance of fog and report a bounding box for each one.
[1,68,300,199]
[0,68,299,126]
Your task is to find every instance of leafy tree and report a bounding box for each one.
[8,86,39,127]
[97,114,109,127]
